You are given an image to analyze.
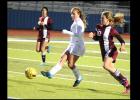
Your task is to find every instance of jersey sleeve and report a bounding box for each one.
[111,28,125,44]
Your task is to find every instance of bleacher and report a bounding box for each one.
[7,1,130,16]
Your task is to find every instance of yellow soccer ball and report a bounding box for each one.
[25,67,37,79]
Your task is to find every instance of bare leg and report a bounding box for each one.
[67,54,82,87]
[41,51,69,77]
[36,42,41,52]
[103,57,130,93]
[40,40,49,63]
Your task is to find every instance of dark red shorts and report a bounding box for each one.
[37,32,50,42]
[101,48,118,63]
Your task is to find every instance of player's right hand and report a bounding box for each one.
[88,32,95,38]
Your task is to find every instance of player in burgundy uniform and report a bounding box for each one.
[89,11,130,94]
[33,7,53,66]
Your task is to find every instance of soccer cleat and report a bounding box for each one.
[40,62,47,66]
[122,85,130,94]
[73,78,83,87]
[47,46,51,53]
[41,71,52,79]
[122,79,130,94]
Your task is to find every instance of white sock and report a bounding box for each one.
[72,67,82,80]
[42,51,46,56]
[49,63,62,76]
[114,69,120,77]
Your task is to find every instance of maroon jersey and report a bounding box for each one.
[93,24,125,63]
[36,16,53,42]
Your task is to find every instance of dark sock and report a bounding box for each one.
[42,55,46,63]
[109,69,128,87]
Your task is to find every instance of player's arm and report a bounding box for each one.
[89,32,99,41]
[44,18,53,30]
[62,23,83,37]
[89,29,99,41]
[62,29,74,35]
[33,24,42,31]
[115,34,125,51]
[33,17,44,31]
[38,17,44,25]
[112,28,125,51]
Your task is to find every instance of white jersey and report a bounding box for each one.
[65,18,85,56]
[70,18,85,45]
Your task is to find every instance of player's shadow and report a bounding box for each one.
[8,78,96,93]
[88,88,129,96]
[62,65,107,74]
[8,79,55,93]
[9,78,129,96]
[39,90,55,93]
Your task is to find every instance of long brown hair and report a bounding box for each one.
[71,7,87,29]
[101,11,125,25]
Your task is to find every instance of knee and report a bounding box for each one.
[41,47,45,52]
[36,48,40,52]
[68,63,74,69]
[103,63,110,70]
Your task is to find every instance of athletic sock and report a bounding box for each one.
[49,63,62,76]
[109,69,129,87]
[41,52,46,63]
[72,67,82,80]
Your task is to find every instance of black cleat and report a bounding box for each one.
[73,79,82,87]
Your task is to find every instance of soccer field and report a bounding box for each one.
[8,37,130,99]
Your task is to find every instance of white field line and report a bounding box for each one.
[8,97,21,99]
[8,71,121,87]
[8,38,130,45]
[8,48,130,61]
[8,57,130,72]
[86,50,128,54]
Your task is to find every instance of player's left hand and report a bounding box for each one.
[119,43,125,52]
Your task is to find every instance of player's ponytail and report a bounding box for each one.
[80,10,87,29]
[113,12,125,25]
[71,7,87,29]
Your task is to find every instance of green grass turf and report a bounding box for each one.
[8,38,130,99]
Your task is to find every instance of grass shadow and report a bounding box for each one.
[88,88,130,97]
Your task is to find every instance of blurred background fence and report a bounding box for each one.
[7,1,130,33]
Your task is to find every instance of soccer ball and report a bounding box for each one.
[25,67,37,79]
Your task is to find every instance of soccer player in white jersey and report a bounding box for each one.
[34,7,53,66]
[41,7,87,87]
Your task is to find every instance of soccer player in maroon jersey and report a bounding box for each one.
[33,7,53,66]
[89,11,130,94]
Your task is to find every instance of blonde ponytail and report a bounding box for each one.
[114,12,125,25]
